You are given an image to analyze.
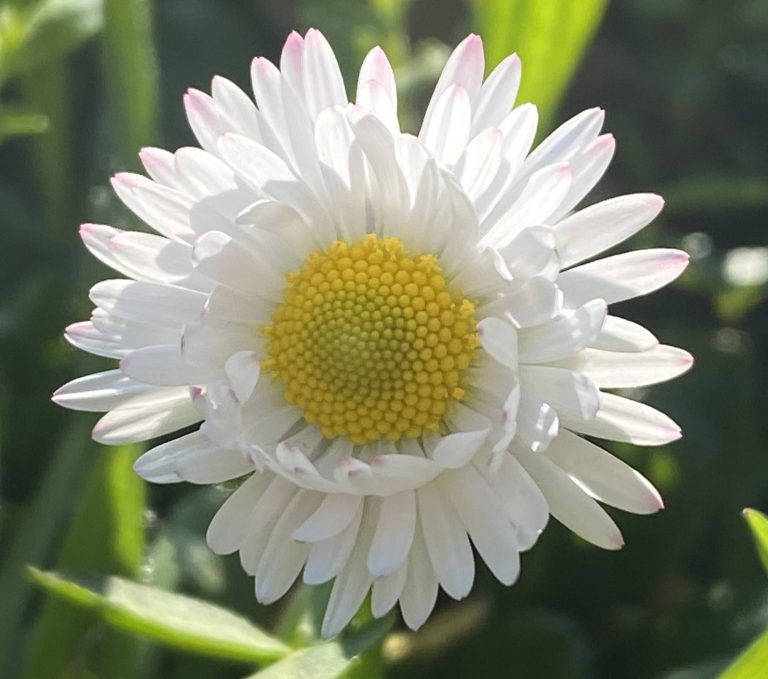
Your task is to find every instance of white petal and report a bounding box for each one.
[551,345,694,388]
[493,225,558,280]
[518,299,607,363]
[238,477,297,574]
[476,454,549,550]
[302,28,347,119]
[173,146,238,198]
[477,316,518,368]
[593,315,658,352]
[515,444,624,550]
[90,279,206,327]
[255,490,321,604]
[139,147,181,188]
[371,564,407,619]
[224,351,261,401]
[181,319,255,368]
[134,431,252,484]
[519,365,600,420]
[53,370,151,412]
[559,249,689,307]
[357,46,397,114]
[184,89,225,155]
[292,493,362,542]
[427,429,490,468]
[110,173,197,243]
[367,490,416,577]
[399,523,439,631]
[217,133,325,225]
[280,31,305,95]
[321,502,378,637]
[419,84,471,166]
[356,78,399,135]
[211,76,260,139]
[544,431,664,514]
[481,277,562,329]
[417,481,474,600]
[92,387,199,444]
[471,54,521,134]
[120,345,217,386]
[422,34,484,126]
[456,127,503,200]
[563,392,682,445]
[444,466,521,585]
[550,133,615,221]
[514,397,559,453]
[556,194,665,268]
[521,107,604,178]
[303,502,363,585]
[482,163,571,248]
[206,472,274,555]
[64,321,127,359]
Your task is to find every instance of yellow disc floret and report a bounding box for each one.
[261,234,478,444]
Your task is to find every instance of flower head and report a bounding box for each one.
[55,29,692,636]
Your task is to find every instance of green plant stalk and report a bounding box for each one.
[0,421,93,677]
[102,0,159,167]
[22,445,146,679]
[17,60,73,234]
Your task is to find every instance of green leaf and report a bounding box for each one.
[743,508,768,576]
[467,0,608,131]
[102,0,158,166]
[28,569,291,665]
[245,642,360,679]
[22,445,146,679]
[717,627,768,679]
[246,615,393,679]
[0,0,103,84]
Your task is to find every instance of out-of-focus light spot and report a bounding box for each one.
[681,232,712,260]
[712,328,747,354]
[706,581,734,611]
[723,246,768,286]
[647,449,680,491]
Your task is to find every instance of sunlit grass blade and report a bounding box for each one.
[718,627,768,679]
[0,0,103,85]
[22,445,146,679]
[467,0,608,131]
[0,421,93,678]
[102,0,159,167]
[742,508,768,578]
[28,569,291,665]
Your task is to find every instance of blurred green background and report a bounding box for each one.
[1,0,768,677]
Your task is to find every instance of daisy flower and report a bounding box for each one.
[54,30,692,636]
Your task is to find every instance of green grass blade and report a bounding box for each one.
[743,508,768,577]
[0,0,103,85]
[467,0,608,132]
[21,445,146,679]
[28,569,291,665]
[0,421,93,677]
[718,627,768,679]
[102,0,159,166]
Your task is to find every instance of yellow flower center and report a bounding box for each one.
[262,234,478,444]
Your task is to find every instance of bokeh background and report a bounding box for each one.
[1,0,768,677]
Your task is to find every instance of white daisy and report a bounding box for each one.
[54,30,692,636]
